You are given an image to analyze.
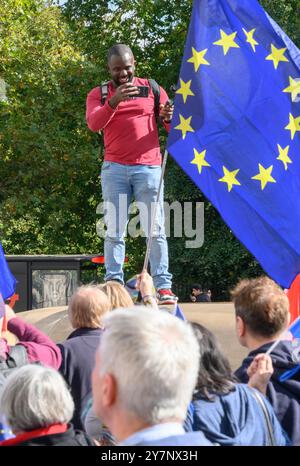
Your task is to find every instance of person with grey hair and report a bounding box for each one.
[58,285,110,430]
[83,271,158,445]
[0,365,95,446]
[91,306,212,446]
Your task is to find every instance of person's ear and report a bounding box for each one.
[102,373,117,408]
[236,316,246,338]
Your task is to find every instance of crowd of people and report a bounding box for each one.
[1,42,299,447]
[0,272,299,446]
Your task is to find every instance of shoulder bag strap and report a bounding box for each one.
[251,389,276,446]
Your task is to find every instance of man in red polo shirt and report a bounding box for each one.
[86,44,177,305]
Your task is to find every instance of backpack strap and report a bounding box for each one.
[100,81,110,106]
[251,388,276,446]
[97,82,111,159]
[148,79,160,122]
[148,79,161,122]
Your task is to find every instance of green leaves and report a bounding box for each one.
[0,0,101,254]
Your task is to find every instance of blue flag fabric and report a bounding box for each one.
[0,242,16,300]
[174,303,186,321]
[167,0,300,288]
[0,417,14,442]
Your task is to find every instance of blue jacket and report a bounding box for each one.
[184,384,287,446]
[235,341,300,446]
[58,328,103,430]
[135,432,214,446]
[120,423,213,446]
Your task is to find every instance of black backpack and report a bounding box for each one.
[0,345,29,391]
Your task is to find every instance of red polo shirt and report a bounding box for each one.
[86,77,170,166]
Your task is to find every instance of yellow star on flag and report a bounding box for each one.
[285,113,300,140]
[213,29,240,56]
[242,28,258,52]
[277,144,292,170]
[187,47,210,72]
[266,44,289,69]
[283,76,300,102]
[176,79,195,104]
[251,164,276,190]
[190,149,210,174]
[174,115,194,140]
[219,166,241,192]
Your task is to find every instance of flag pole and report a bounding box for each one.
[172,301,177,315]
[143,148,169,273]
[265,337,283,356]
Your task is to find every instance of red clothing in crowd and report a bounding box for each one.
[2,317,61,369]
[86,77,170,166]
[0,423,68,446]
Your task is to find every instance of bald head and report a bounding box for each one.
[68,285,110,329]
[107,44,134,63]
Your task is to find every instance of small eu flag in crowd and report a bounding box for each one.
[0,241,16,300]
[0,416,14,442]
[167,0,300,289]
[279,317,300,381]
[173,303,186,321]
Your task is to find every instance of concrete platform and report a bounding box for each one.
[15,302,248,369]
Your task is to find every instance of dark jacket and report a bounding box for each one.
[184,384,288,446]
[235,341,300,446]
[197,293,211,302]
[58,328,103,430]
[4,425,95,446]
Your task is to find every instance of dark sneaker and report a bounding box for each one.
[157,289,178,305]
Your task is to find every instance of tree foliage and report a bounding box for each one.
[0,0,102,255]
[0,0,298,299]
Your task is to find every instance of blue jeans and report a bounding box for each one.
[101,161,172,290]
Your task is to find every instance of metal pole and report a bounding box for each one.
[265,338,282,356]
[142,148,169,272]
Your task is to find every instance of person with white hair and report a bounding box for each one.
[91,306,212,446]
[58,285,110,430]
[0,365,95,446]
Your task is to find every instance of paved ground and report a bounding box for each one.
[15,302,248,370]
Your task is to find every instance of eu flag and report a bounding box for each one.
[167,0,300,288]
[0,241,16,300]
[0,417,14,442]
[279,316,300,381]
